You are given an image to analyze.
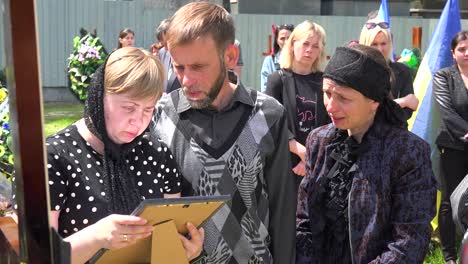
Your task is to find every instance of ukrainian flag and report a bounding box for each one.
[377,0,390,26]
[408,0,461,231]
[377,0,395,61]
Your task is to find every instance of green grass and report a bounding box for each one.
[43,103,83,136]
[425,241,444,264]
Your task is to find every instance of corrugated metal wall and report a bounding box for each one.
[0,0,467,91]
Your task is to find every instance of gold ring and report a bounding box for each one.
[123,234,128,242]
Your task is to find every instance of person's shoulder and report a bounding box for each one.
[256,89,281,105]
[156,91,177,110]
[262,54,274,64]
[435,65,457,77]
[306,124,336,149]
[46,124,78,144]
[390,61,411,74]
[382,124,430,151]
[158,47,169,59]
[255,89,285,116]
[310,123,335,140]
[141,132,167,148]
[158,47,167,54]
[267,70,282,83]
[139,132,175,157]
[45,124,81,157]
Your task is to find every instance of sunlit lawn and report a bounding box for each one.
[43,103,83,136]
[425,241,444,264]
[42,103,448,263]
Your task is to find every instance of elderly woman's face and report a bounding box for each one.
[103,92,157,144]
[323,78,379,136]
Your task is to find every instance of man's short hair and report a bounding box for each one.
[156,18,171,42]
[166,2,235,54]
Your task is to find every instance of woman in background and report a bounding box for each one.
[359,18,418,125]
[260,23,294,92]
[266,20,329,191]
[433,30,468,264]
[117,28,134,49]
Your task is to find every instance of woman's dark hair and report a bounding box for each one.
[451,30,468,51]
[117,28,134,49]
[156,18,171,43]
[273,24,294,54]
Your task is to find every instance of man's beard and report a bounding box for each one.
[183,62,226,109]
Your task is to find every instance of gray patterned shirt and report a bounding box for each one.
[153,83,296,264]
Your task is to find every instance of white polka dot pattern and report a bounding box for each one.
[44,124,182,237]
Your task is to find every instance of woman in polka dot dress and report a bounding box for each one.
[18,47,204,263]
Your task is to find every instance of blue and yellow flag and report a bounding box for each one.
[377,0,390,26]
[377,0,395,61]
[408,0,461,230]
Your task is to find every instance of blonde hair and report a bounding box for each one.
[359,25,393,61]
[280,20,327,72]
[104,47,164,100]
[166,2,234,54]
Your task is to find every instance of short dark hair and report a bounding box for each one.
[156,18,171,42]
[451,30,468,51]
[166,2,235,54]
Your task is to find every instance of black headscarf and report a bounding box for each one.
[83,59,143,215]
[324,46,406,128]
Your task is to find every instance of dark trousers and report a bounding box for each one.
[438,147,468,261]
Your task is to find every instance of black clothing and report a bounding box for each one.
[293,72,318,145]
[322,131,365,264]
[46,124,181,237]
[174,77,254,150]
[433,65,468,151]
[266,69,329,192]
[433,65,468,261]
[266,69,330,140]
[438,147,468,261]
[389,62,414,121]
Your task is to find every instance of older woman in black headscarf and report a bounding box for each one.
[296,45,436,264]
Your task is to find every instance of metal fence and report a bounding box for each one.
[0,0,467,93]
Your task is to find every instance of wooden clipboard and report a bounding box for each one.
[91,195,230,264]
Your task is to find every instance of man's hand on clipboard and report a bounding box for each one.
[179,222,205,261]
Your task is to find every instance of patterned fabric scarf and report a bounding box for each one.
[83,61,143,215]
[322,129,370,263]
